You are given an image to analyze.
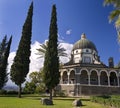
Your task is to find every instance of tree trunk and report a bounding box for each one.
[18,84,21,98]
[53,88,56,97]
[49,89,52,100]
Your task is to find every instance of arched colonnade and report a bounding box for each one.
[60,68,120,86]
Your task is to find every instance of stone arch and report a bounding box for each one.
[80,68,89,74]
[109,70,118,76]
[100,70,108,85]
[109,71,118,86]
[69,70,75,84]
[100,70,108,76]
[70,68,76,74]
[62,71,68,84]
[90,70,98,85]
[80,69,89,84]
[90,69,99,75]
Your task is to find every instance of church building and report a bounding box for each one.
[58,33,120,96]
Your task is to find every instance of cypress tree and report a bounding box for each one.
[10,2,33,98]
[0,36,12,89]
[43,4,59,101]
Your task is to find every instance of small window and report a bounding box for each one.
[83,56,91,63]
[76,50,78,53]
[86,49,89,52]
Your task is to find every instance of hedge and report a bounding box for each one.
[91,95,120,108]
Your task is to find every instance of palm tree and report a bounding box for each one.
[36,40,67,58]
[104,0,120,42]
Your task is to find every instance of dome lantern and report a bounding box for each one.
[81,33,86,39]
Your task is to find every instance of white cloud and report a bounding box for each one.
[30,41,43,73]
[7,52,16,69]
[7,52,16,86]
[6,41,73,87]
[59,42,73,63]
[58,34,65,42]
[66,29,72,35]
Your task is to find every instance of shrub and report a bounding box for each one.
[0,89,7,95]
[6,91,18,95]
[91,95,120,108]
[55,90,66,96]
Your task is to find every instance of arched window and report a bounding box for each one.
[90,71,98,85]
[100,71,108,85]
[62,71,68,84]
[69,70,75,84]
[110,72,118,86]
[83,56,91,63]
[80,70,88,84]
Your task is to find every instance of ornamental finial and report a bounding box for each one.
[81,33,86,39]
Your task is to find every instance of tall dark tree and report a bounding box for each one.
[10,2,33,98]
[0,36,12,89]
[43,4,59,101]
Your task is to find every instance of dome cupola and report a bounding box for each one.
[72,33,97,52]
[71,33,101,64]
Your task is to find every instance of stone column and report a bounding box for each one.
[76,83,79,96]
[67,72,70,84]
[76,73,80,84]
[60,72,63,84]
[98,73,100,86]
[108,74,110,86]
[117,75,119,87]
[88,73,91,85]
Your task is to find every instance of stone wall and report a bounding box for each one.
[57,84,120,96]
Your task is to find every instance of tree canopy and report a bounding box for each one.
[10,2,33,98]
[104,0,120,42]
[43,4,59,101]
[0,36,12,89]
[36,40,67,58]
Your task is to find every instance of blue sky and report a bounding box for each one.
[0,0,119,66]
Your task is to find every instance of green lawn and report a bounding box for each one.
[0,96,109,108]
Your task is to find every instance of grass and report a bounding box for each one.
[0,95,109,108]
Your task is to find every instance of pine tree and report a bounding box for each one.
[43,4,59,101]
[10,2,33,98]
[0,36,12,89]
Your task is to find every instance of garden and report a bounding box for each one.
[0,94,110,108]
[91,95,120,108]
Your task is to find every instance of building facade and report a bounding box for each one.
[58,33,120,96]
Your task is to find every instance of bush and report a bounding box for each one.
[55,90,66,96]
[91,95,120,108]
[0,89,7,95]
[6,91,18,95]
[100,95,111,99]
[0,90,19,95]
